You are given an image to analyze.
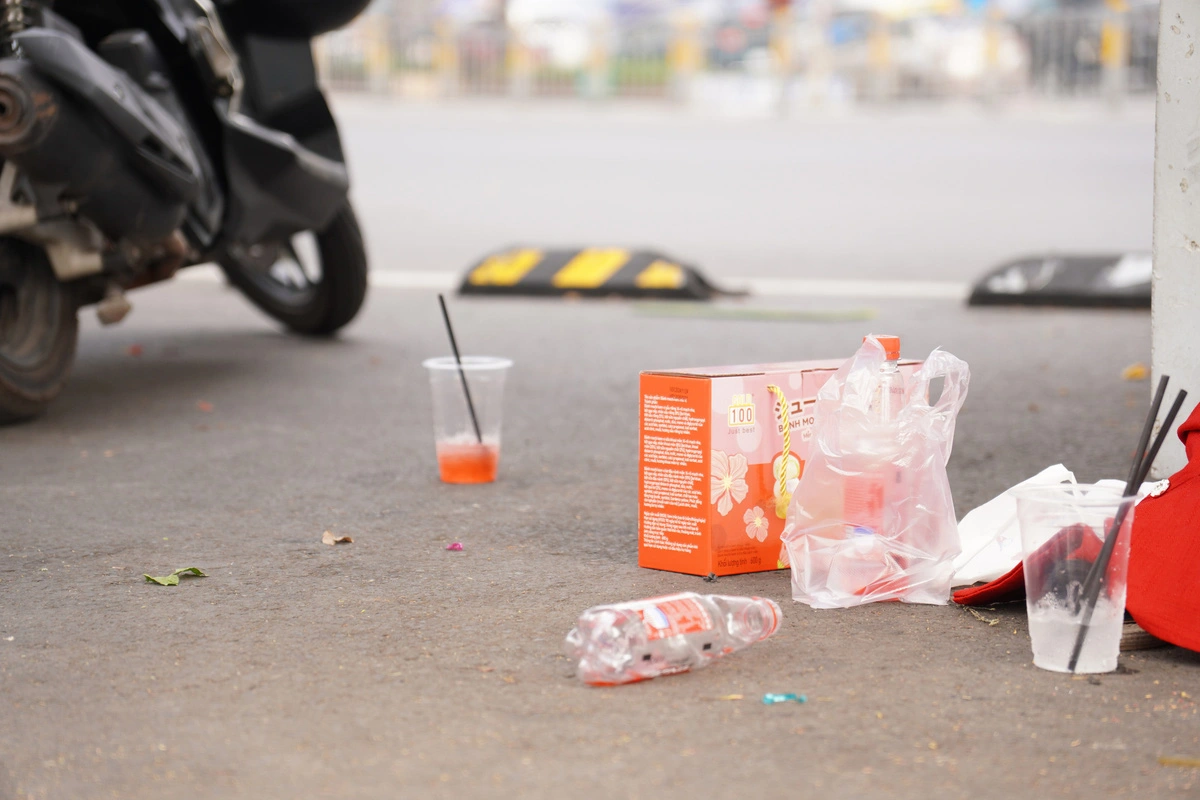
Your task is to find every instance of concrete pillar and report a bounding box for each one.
[1100,0,1130,108]
[434,18,459,97]
[1150,0,1200,476]
[365,14,391,94]
[804,0,835,108]
[770,4,795,115]
[866,13,894,101]
[311,37,330,86]
[585,19,612,100]
[668,10,703,103]
[507,26,533,98]
[983,7,1002,103]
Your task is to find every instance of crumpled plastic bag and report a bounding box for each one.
[951,464,1076,587]
[781,339,970,608]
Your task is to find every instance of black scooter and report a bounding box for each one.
[0,0,372,422]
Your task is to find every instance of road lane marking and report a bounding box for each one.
[177,266,968,300]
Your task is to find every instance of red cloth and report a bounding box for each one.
[954,401,1200,654]
[952,524,1103,606]
[952,562,1025,606]
[1126,401,1200,652]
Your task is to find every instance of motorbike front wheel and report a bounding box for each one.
[0,238,78,424]
[220,202,368,336]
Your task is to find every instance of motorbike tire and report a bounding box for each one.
[220,202,368,337]
[0,239,78,424]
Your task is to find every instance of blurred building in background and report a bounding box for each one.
[314,0,1158,107]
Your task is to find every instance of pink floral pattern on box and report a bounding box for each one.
[710,449,748,516]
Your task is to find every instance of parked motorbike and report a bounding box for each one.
[0,0,372,422]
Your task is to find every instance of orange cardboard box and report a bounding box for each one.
[638,359,919,577]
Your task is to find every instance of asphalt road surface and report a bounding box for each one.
[2,273,1195,797]
[338,99,1155,288]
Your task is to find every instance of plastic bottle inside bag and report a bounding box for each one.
[832,335,909,596]
[869,336,906,420]
[565,593,782,686]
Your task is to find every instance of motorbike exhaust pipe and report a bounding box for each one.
[0,72,49,149]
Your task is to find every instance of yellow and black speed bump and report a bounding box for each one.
[458,247,729,299]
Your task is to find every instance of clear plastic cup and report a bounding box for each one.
[1012,483,1135,674]
[422,356,513,484]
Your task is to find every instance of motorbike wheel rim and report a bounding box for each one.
[0,251,66,373]
[235,232,324,309]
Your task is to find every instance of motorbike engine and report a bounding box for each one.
[0,13,221,288]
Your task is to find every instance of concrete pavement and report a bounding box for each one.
[338,99,1155,287]
[1,279,1195,799]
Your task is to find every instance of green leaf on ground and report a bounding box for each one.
[144,567,208,586]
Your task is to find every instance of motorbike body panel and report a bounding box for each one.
[222,0,375,39]
[215,31,350,245]
[14,28,203,203]
[219,110,348,245]
[0,0,356,257]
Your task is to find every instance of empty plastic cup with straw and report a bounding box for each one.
[1012,483,1135,673]
[424,295,512,484]
[1012,374,1186,674]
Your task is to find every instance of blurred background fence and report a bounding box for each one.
[315,0,1159,105]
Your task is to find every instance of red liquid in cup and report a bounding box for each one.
[437,443,499,484]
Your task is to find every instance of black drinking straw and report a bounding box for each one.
[1137,390,1189,488]
[437,294,483,444]
[1126,375,1171,492]
[1066,376,1187,672]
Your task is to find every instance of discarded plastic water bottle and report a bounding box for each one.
[565,593,782,686]
[833,334,910,597]
[825,527,893,598]
[867,334,906,421]
[843,334,906,537]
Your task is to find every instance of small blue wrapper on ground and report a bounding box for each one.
[762,693,807,705]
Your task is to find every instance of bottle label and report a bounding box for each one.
[844,473,885,534]
[634,595,714,641]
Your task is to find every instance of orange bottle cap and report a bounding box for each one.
[864,334,901,360]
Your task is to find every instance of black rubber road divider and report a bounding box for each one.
[968,254,1151,309]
